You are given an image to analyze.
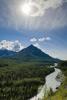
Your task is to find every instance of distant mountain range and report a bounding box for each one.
[0,45,60,63]
[0,49,16,57]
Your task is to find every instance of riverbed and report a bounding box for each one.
[30,68,61,100]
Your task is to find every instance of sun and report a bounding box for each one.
[20,2,41,17]
[21,3,32,16]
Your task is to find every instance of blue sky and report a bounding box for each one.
[0,0,67,60]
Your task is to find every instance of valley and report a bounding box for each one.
[43,61,67,100]
[0,45,66,100]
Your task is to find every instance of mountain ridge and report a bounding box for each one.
[0,45,60,63]
[13,45,60,63]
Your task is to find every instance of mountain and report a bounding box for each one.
[0,40,23,52]
[0,45,60,63]
[0,49,16,57]
[13,45,59,63]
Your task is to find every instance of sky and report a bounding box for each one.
[0,0,67,60]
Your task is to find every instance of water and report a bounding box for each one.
[30,68,61,100]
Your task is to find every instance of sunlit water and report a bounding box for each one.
[30,68,61,100]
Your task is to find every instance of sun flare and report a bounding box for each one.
[20,2,41,17]
[21,3,32,16]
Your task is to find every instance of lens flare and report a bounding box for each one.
[21,3,32,16]
[21,2,41,17]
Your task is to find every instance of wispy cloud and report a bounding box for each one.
[0,0,67,31]
[45,37,51,41]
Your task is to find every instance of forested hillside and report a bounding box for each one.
[0,59,54,100]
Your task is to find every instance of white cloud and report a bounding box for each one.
[38,37,45,42]
[38,37,51,42]
[0,40,24,52]
[30,38,37,42]
[30,37,51,43]
[33,43,40,48]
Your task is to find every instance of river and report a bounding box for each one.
[30,68,61,100]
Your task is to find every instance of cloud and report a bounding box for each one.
[35,0,64,16]
[45,37,51,41]
[33,43,40,48]
[0,0,67,30]
[30,37,51,42]
[38,37,45,42]
[38,37,51,42]
[30,38,37,42]
[0,40,24,52]
[22,0,64,17]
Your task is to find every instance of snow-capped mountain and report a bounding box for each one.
[0,40,24,52]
